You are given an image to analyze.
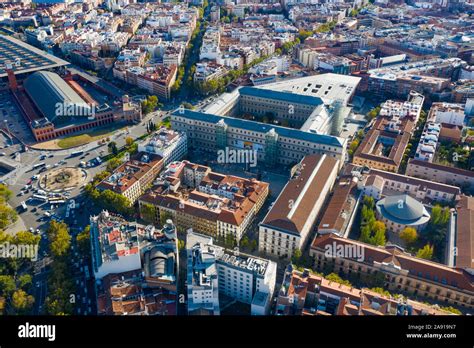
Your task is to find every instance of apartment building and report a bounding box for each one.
[113,64,177,100]
[139,161,269,241]
[310,234,474,309]
[348,164,461,203]
[94,218,179,315]
[415,103,465,162]
[90,210,143,280]
[406,159,474,194]
[353,91,424,172]
[97,270,177,315]
[194,62,228,83]
[317,176,360,237]
[186,232,220,315]
[259,154,339,259]
[97,152,163,205]
[137,127,187,166]
[238,87,323,128]
[429,102,466,127]
[171,109,347,168]
[186,231,277,315]
[454,196,474,274]
[275,268,453,316]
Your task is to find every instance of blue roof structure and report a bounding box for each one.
[24,71,91,124]
[172,109,345,147]
[239,86,323,107]
[376,194,430,226]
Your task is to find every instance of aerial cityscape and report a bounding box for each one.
[0,0,473,328]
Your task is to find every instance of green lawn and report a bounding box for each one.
[57,126,125,149]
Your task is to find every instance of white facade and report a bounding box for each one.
[138,128,187,166]
[186,231,276,315]
[259,155,339,258]
[432,103,465,126]
[186,232,220,315]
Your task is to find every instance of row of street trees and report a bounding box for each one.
[0,230,40,314]
[44,220,75,315]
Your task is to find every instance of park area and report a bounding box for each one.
[32,125,128,150]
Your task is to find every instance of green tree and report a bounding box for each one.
[431,205,450,225]
[363,195,375,210]
[326,273,352,286]
[11,289,34,313]
[0,204,18,229]
[440,306,462,315]
[12,231,40,245]
[178,239,185,251]
[47,220,71,258]
[18,274,32,290]
[106,157,122,172]
[240,236,250,249]
[368,287,391,297]
[291,249,302,265]
[141,95,159,114]
[360,225,372,244]
[108,141,118,155]
[370,221,386,246]
[0,275,16,296]
[76,225,90,255]
[298,29,313,42]
[400,227,418,245]
[416,244,434,260]
[140,203,157,223]
[250,239,257,251]
[160,211,173,227]
[98,190,132,216]
[0,184,13,202]
[366,106,381,120]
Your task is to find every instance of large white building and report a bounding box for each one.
[90,210,143,280]
[430,102,465,126]
[186,231,277,315]
[259,154,339,259]
[137,127,187,166]
[186,232,220,315]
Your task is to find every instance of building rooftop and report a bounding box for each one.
[240,86,324,107]
[376,194,430,226]
[138,127,184,154]
[90,210,142,266]
[0,34,69,78]
[23,71,90,122]
[261,154,339,235]
[253,73,361,104]
[172,109,345,147]
[311,234,474,293]
[455,196,474,271]
[276,269,456,316]
[97,153,163,194]
[317,177,359,235]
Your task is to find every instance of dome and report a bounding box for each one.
[376,194,430,226]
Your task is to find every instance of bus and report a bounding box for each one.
[20,201,27,211]
[49,199,65,205]
[70,150,83,158]
[32,194,48,202]
[33,162,46,169]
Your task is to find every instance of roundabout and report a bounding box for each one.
[38,167,87,192]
